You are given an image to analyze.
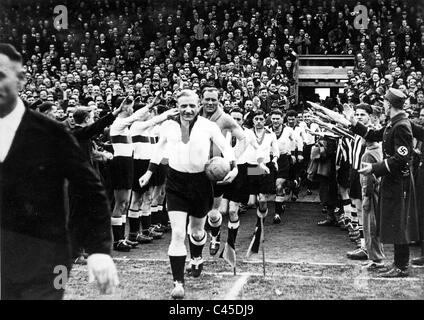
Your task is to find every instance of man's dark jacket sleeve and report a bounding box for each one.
[73,112,116,140]
[350,122,384,142]
[411,122,424,142]
[58,127,112,254]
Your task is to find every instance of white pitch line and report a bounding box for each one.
[262,273,422,282]
[243,259,350,267]
[113,257,354,267]
[113,257,170,263]
[224,273,251,300]
[206,272,422,282]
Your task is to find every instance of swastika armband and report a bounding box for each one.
[397,146,408,156]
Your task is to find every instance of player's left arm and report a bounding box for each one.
[295,126,304,161]
[210,122,238,184]
[134,108,179,130]
[139,123,169,187]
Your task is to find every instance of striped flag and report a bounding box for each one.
[221,242,236,268]
[246,216,262,258]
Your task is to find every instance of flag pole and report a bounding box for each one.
[260,216,266,277]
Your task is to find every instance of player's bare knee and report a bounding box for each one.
[276,186,284,196]
[257,196,267,211]
[190,228,206,241]
[259,203,267,211]
[130,196,142,209]
[168,240,187,256]
[208,209,221,222]
[228,210,239,222]
[257,193,267,202]
[171,228,186,243]
[116,199,129,212]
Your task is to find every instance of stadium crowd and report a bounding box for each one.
[1,0,424,287]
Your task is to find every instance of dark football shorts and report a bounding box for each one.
[276,154,293,179]
[132,159,151,194]
[248,162,276,195]
[223,163,250,204]
[349,168,362,200]
[337,160,351,189]
[213,182,227,198]
[110,156,134,190]
[166,168,213,218]
[151,164,168,186]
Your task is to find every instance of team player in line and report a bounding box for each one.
[219,107,269,267]
[139,89,236,299]
[270,109,299,224]
[127,104,179,246]
[200,87,249,257]
[245,110,280,256]
[109,94,163,251]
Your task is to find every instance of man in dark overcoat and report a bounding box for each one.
[309,91,424,275]
[351,88,417,277]
[0,43,118,299]
[411,110,424,266]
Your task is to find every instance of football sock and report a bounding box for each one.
[351,203,358,225]
[227,218,240,246]
[208,213,222,238]
[169,255,186,283]
[342,199,352,223]
[128,208,139,234]
[141,210,151,234]
[188,231,207,259]
[275,196,284,215]
[151,205,160,225]
[111,217,123,241]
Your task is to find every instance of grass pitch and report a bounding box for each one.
[64,259,424,300]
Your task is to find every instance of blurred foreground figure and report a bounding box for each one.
[0,43,118,299]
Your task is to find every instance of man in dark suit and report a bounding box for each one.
[69,106,122,263]
[0,43,118,299]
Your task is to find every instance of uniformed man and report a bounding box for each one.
[309,97,424,273]
[349,88,417,277]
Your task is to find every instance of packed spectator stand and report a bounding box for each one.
[0,0,421,115]
[2,0,424,282]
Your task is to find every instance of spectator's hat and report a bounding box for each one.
[384,88,406,109]
[191,73,198,79]
[38,102,55,113]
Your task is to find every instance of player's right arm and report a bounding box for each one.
[246,129,266,165]
[210,121,236,165]
[270,132,280,170]
[139,122,168,188]
[210,122,238,184]
[134,108,179,131]
[123,94,163,127]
